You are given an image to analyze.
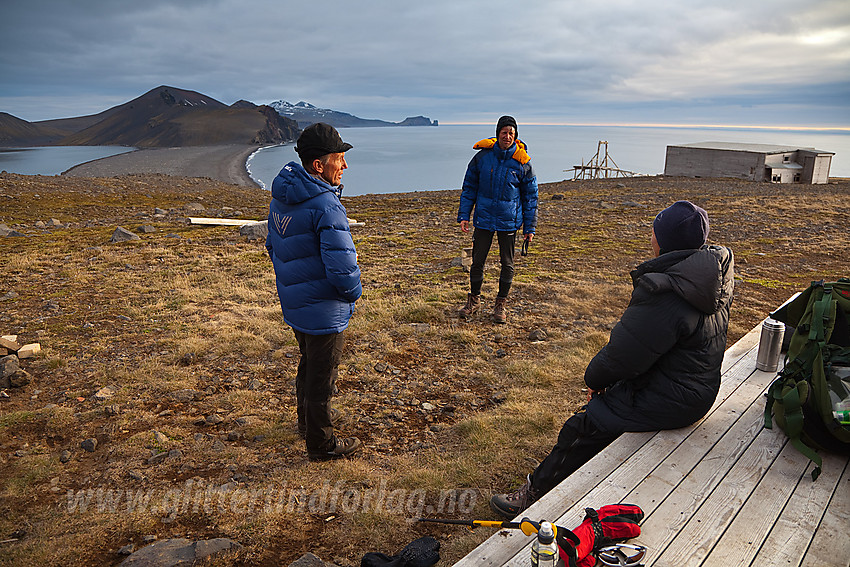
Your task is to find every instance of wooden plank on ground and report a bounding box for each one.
[644,421,788,566]
[700,437,822,566]
[798,458,850,567]
[750,451,847,567]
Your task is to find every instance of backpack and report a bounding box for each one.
[764,278,850,480]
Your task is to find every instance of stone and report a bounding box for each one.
[239,220,268,240]
[138,225,156,234]
[81,438,97,452]
[94,385,117,399]
[169,389,199,403]
[9,369,31,388]
[528,328,548,341]
[147,451,168,465]
[117,544,135,556]
[0,337,20,351]
[59,450,71,463]
[110,226,140,243]
[153,431,169,445]
[17,343,40,359]
[184,202,206,212]
[289,553,326,567]
[205,414,224,425]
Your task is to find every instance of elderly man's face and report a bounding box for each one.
[314,152,348,186]
[498,126,516,150]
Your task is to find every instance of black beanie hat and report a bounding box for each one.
[496,115,518,137]
[653,200,710,253]
[295,122,353,163]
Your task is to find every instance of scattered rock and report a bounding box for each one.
[138,225,156,234]
[205,414,224,425]
[239,221,268,240]
[81,438,97,452]
[59,450,71,463]
[117,544,135,556]
[169,389,199,403]
[184,202,206,212]
[528,328,548,341]
[94,385,117,399]
[152,431,169,445]
[119,537,241,566]
[110,226,141,243]
[289,553,326,567]
[551,194,565,200]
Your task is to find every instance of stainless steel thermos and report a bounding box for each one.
[756,318,785,372]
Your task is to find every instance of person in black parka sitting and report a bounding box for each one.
[491,200,735,518]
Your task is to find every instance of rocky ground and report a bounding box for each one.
[0,171,848,566]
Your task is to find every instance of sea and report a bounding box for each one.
[3,125,848,197]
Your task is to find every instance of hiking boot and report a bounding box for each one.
[307,436,362,461]
[492,296,508,324]
[458,293,480,319]
[490,475,537,519]
[298,407,340,438]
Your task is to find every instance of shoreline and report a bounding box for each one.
[63,144,261,188]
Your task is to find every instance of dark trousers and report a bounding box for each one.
[470,228,516,298]
[530,410,622,496]
[294,329,345,452]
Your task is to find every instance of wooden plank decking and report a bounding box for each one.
[455,321,850,567]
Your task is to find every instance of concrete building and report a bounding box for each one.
[664,142,834,184]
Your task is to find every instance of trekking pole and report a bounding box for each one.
[417,517,543,536]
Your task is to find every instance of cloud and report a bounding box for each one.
[1,0,848,126]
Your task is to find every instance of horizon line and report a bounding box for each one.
[439,121,850,133]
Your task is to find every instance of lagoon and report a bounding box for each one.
[0,146,135,176]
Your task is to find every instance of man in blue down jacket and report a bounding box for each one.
[491,200,735,518]
[457,115,538,324]
[266,123,362,461]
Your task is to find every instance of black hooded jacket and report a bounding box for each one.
[584,245,735,433]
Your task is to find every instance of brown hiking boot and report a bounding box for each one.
[458,293,480,319]
[490,475,537,519]
[492,296,508,324]
[307,436,362,461]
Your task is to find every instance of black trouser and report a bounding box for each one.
[294,329,345,452]
[530,410,622,496]
[470,228,516,298]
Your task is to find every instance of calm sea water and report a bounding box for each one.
[248,125,850,195]
[3,126,847,196]
[0,146,135,175]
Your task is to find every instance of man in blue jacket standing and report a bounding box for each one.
[266,123,362,461]
[457,116,538,324]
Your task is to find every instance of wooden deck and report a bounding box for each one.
[455,321,850,567]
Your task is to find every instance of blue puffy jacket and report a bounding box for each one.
[457,138,538,233]
[265,161,362,335]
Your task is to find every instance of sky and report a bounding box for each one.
[1,0,849,129]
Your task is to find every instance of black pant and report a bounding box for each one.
[294,330,345,452]
[470,228,516,298]
[530,410,622,496]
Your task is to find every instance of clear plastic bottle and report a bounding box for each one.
[531,521,559,566]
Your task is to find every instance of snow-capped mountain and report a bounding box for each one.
[268,100,436,128]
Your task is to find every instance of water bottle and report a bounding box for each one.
[531,521,559,566]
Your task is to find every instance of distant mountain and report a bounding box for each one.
[0,112,66,146]
[269,100,437,128]
[1,86,300,148]
[0,87,436,148]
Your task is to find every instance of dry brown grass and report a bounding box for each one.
[0,172,848,566]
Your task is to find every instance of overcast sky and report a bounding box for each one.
[1,0,848,128]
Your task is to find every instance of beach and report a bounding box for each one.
[63,144,260,187]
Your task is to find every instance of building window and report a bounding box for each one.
[772,175,781,182]
[783,155,791,163]
[794,173,801,182]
